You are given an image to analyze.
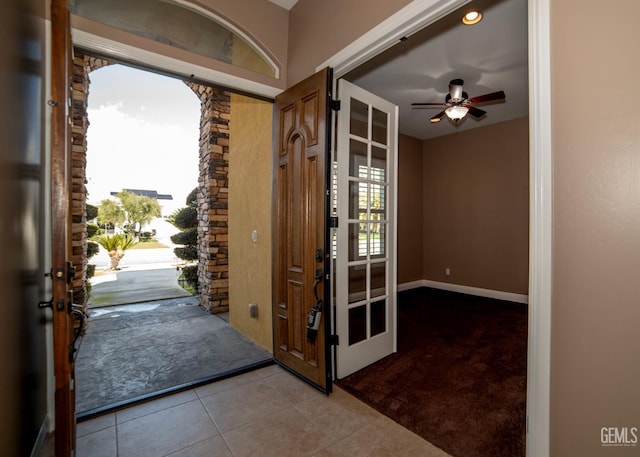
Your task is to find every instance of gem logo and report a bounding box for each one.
[601,427,638,447]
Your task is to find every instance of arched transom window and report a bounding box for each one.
[70,0,278,79]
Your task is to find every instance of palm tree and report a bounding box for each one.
[94,233,137,270]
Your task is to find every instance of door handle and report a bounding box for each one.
[307,249,324,343]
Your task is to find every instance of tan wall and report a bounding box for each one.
[422,117,529,294]
[71,0,289,90]
[287,0,411,86]
[397,133,424,284]
[228,93,273,352]
[550,1,640,455]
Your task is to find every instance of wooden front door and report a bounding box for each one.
[272,68,332,392]
[51,1,77,455]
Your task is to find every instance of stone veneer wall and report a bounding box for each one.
[70,52,111,309]
[187,84,231,313]
[72,51,229,314]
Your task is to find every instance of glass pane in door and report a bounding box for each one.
[350,99,368,138]
[371,107,388,144]
[348,181,363,219]
[348,305,367,345]
[371,146,387,176]
[348,265,366,304]
[370,300,386,337]
[349,139,367,177]
[348,223,364,262]
[370,262,386,297]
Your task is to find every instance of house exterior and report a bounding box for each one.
[1,1,638,456]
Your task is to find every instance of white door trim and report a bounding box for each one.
[318,0,552,455]
[72,29,282,99]
[526,1,552,456]
[318,0,471,79]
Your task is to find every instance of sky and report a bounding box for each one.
[85,64,201,215]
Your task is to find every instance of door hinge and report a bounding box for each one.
[330,100,341,111]
[330,334,339,346]
[330,216,339,228]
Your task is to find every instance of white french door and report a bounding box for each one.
[334,79,398,379]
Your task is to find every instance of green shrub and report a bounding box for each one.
[186,188,198,207]
[182,265,198,285]
[86,241,99,259]
[173,206,197,230]
[170,227,197,246]
[86,204,99,221]
[174,246,198,261]
[87,223,99,238]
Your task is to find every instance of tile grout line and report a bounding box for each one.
[198,388,235,456]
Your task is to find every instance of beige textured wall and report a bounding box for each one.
[228,93,273,352]
[422,117,529,294]
[550,1,640,455]
[397,134,424,284]
[287,0,411,86]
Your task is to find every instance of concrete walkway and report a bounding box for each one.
[76,297,272,414]
[89,263,192,307]
[79,246,274,415]
[89,247,191,307]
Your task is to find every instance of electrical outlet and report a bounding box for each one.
[445,267,451,276]
[248,303,258,318]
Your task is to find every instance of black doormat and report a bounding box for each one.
[337,287,527,457]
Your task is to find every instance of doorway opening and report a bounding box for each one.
[73,54,273,417]
[329,0,530,455]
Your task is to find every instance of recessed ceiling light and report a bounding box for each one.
[462,10,483,25]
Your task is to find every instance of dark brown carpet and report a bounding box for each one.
[336,287,527,457]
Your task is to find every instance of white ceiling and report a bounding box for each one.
[345,0,528,140]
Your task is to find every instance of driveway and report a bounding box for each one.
[89,247,192,307]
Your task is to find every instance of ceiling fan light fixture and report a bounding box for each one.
[445,105,469,121]
[462,10,483,25]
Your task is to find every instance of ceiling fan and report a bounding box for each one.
[411,78,505,123]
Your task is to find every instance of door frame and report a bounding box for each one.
[318,1,552,455]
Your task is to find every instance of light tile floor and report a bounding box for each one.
[76,365,453,457]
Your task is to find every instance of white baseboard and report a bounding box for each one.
[397,280,425,292]
[398,279,529,304]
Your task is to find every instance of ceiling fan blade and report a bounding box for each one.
[412,102,444,107]
[467,106,487,118]
[429,110,446,123]
[468,90,505,104]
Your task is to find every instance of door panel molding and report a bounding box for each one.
[272,68,332,392]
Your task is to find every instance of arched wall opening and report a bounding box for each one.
[71,51,232,315]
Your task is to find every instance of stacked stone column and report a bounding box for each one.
[70,52,111,309]
[187,84,230,313]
